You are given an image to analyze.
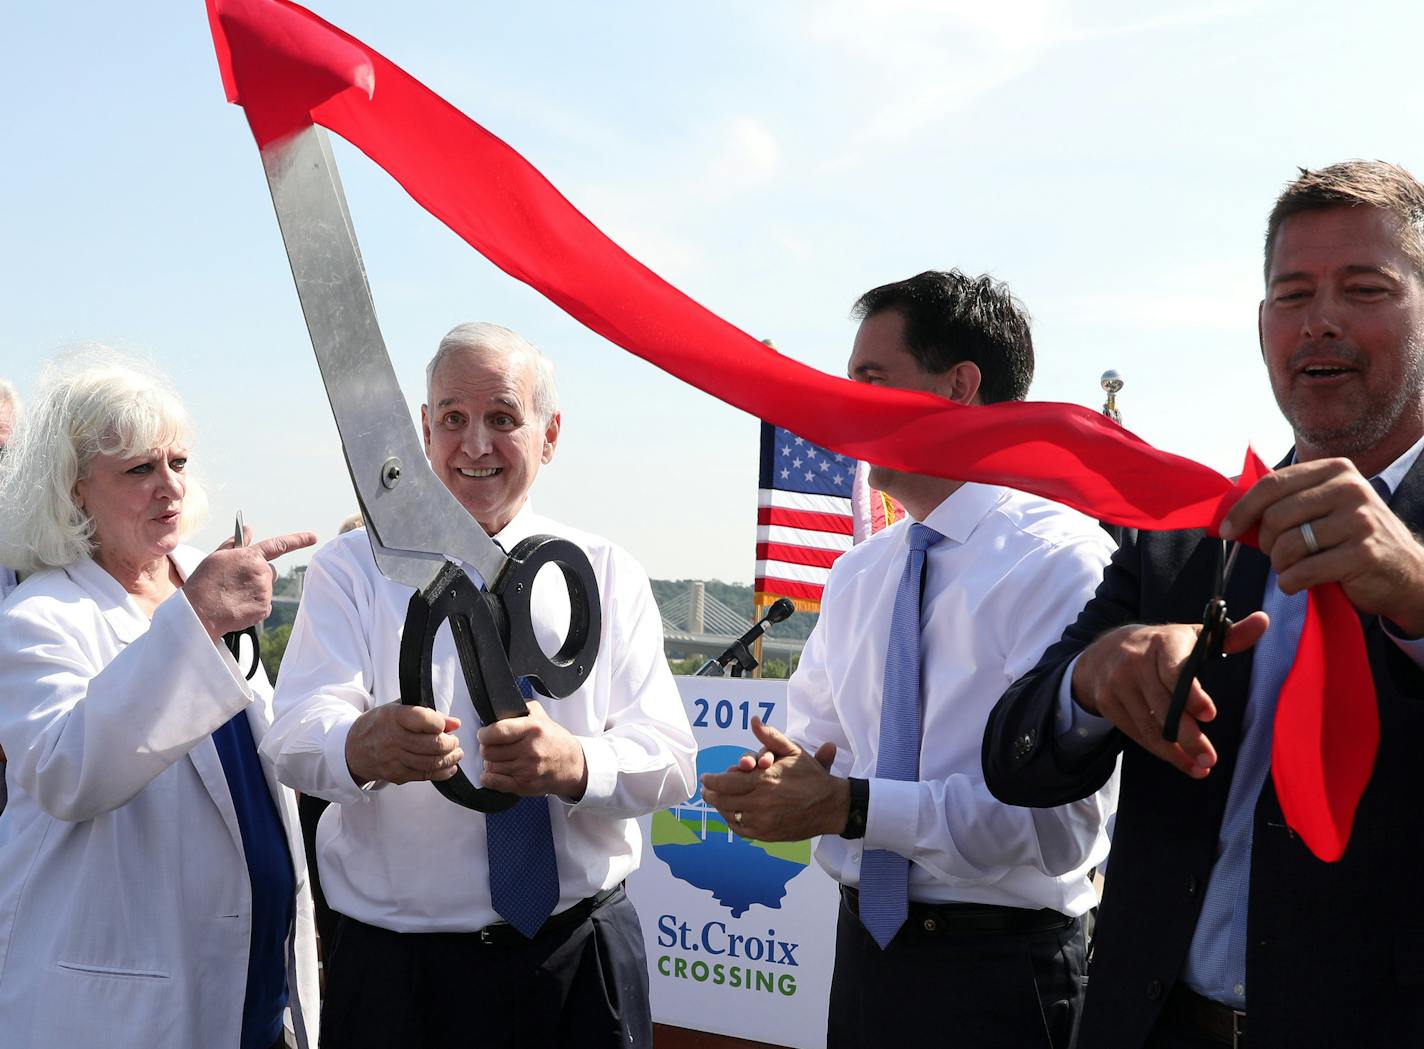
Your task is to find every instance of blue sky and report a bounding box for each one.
[4,1,1422,581]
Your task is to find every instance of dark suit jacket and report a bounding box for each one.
[983,452,1424,1049]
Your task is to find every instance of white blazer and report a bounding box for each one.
[0,547,319,1048]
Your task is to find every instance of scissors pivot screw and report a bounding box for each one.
[381,457,403,489]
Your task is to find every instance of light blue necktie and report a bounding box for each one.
[859,522,943,949]
[485,677,561,937]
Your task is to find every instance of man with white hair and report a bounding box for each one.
[265,322,696,1049]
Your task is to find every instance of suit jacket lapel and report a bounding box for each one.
[189,734,247,860]
[169,547,248,861]
[243,695,293,839]
[1199,450,1296,826]
[1383,445,1424,528]
[1202,541,1271,828]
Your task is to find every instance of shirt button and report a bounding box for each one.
[1146,979,1163,1000]
[1234,983,1245,997]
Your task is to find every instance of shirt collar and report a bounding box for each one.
[1373,431,1424,497]
[490,500,540,553]
[1287,432,1424,496]
[915,482,1009,546]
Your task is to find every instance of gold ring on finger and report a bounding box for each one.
[734,811,744,825]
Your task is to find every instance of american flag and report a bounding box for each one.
[755,423,902,613]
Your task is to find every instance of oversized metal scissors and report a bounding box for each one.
[255,125,601,813]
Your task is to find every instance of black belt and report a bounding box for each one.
[840,886,1073,936]
[476,884,623,947]
[1161,984,1246,1048]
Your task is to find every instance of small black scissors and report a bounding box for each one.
[1162,539,1240,742]
[222,510,262,681]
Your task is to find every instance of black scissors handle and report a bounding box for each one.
[398,535,601,813]
[1161,597,1229,742]
[1161,539,1237,743]
[221,511,262,681]
[225,626,263,681]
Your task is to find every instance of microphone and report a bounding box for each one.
[763,597,795,625]
[695,598,797,677]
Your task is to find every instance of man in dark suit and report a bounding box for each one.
[984,159,1424,1049]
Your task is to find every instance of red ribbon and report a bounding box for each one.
[205,0,1378,861]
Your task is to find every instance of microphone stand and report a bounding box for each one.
[695,598,795,677]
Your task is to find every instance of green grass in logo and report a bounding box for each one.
[651,746,813,915]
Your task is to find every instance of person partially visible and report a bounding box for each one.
[985,160,1424,1048]
[0,350,320,1048]
[0,378,23,813]
[296,509,367,966]
[265,322,696,1049]
[702,271,1117,1049]
[0,378,20,599]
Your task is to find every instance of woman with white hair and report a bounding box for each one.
[0,351,320,1048]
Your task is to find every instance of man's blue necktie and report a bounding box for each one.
[485,676,561,937]
[859,521,943,949]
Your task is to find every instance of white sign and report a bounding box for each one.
[627,676,840,1048]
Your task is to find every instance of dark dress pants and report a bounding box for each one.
[296,793,337,954]
[828,896,1086,1049]
[1142,1024,1224,1049]
[320,888,652,1049]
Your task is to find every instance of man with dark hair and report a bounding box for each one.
[702,271,1117,1048]
[851,269,1036,403]
[985,159,1424,1049]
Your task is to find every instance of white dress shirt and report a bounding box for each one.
[264,504,697,933]
[788,483,1118,916]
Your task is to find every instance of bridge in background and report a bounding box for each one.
[271,576,805,662]
[658,581,804,661]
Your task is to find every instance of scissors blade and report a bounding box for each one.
[256,125,507,591]
[1220,540,1242,594]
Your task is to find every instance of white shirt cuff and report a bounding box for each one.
[164,590,256,702]
[561,735,616,809]
[1382,619,1424,668]
[1054,655,1115,756]
[865,777,918,854]
[322,716,382,803]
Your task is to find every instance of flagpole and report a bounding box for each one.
[752,338,779,682]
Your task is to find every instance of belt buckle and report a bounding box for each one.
[1231,1008,1245,1049]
